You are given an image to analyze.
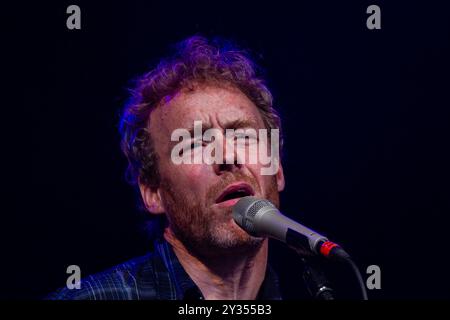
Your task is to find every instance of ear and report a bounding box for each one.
[139,179,165,215]
[276,161,285,192]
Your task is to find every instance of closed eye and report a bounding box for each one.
[177,141,203,157]
[234,134,258,144]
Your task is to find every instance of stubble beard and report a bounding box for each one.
[160,173,280,258]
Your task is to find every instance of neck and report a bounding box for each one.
[164,229,268,300]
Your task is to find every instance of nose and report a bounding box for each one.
[213,134,243,175]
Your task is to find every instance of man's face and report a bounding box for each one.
[145,84,285,257]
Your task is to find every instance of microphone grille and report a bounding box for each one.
[247,199,273,218]
[233,197,275,236]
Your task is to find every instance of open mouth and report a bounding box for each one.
[215,183,255,204]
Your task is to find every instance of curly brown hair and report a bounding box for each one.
[119,36,283,193]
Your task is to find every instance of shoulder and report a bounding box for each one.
[46,253,158,300]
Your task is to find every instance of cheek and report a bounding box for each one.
[247,165,277,191]
[261,175,276,191]
[163,163,210,190]
[245,162,265,178]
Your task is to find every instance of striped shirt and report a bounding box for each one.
[47,239,282,300]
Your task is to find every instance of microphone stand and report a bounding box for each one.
[300,255,369,300]
[301,258,336,300]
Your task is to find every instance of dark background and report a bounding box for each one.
[2,1,450,299]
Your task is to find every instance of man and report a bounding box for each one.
[48,36,293,300]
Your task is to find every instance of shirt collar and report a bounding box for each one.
[153,238,282,300]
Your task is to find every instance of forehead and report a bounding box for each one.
[149,85,265,134]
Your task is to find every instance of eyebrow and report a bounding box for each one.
[185,118,260,137]
[224,119,260,130]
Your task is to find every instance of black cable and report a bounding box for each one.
[344,258,368,300]
[326,246,369,300]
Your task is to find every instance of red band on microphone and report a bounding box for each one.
[320,241,339,257]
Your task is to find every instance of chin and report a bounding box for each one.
[208,222,263,251]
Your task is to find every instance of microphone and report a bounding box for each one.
[232,196,350,261]
[233,196,369,300]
